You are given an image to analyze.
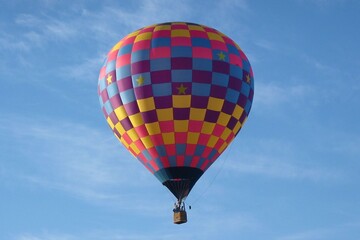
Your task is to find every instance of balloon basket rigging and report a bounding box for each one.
[173,210,187,224]
[173,200,187,224]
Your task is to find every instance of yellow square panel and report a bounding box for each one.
[141,136,154,148]
[171,29,190,37]
[129,142,140,155]
[115,122,126,135]
[156,108,173,121]
[146,122,161,135]
[162,132,175,144]
[137,97,155,112]
[218,142,228,154]
[106,116,115,130]
[207,32,224,42]
[134,32,152,42]
[154,25,171,31]
[145,24,156,29]
[232,105,244,119]
[173,95,191,108]
[127,128,140,142]
[207,97,224,111]
[188,25,205,31]
[187,132,199,144]
[128,113,144,127]
[120,137,130,148]
[174,120,189,132]
[217,112,231,126]
[232,122,242,134]
[127,30,140,38]
[114,106,127,121]
[220,128,231,140]
[201,122,215,134]
[207,135,219,148]
[190,108,206,121]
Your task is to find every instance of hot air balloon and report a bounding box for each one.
[97,22,254,224]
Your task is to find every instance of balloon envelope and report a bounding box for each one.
[98,22,254,200]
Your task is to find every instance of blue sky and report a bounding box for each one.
[1,0,360,239]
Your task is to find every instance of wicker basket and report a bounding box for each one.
[173,210,187,224]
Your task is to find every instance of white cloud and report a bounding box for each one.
[225,138,342,181]
[0,32,29,51]
[12,1,191,49]
[0,115,160,208]
[23,31,43,46]
[254,82,313,107]
[317,131,360,158]
[14,231,179,240]
[276,221,360,240]
[192,211,260,235]
[227,154,339,181]
[16,233,76,240]
[277,228,331,240]
[60,55,104,81]
[3,1,254,83]
[0,12,80,74]
[14,212,260,240]
[15,13,77,44]
[296,0,349,8]
[81,1,193,43]
[45,19,77,40]
[301,53,335,73]
[15,14,42,27]
[255,39,277,51]
[9,1,252,53]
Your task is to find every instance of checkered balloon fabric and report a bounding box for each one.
[98,22,254,186]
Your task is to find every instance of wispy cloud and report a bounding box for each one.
[14,231,179,240]
[301,53,335,73]
[276,220,360,240]
[14,212,260,240]
[254,82,313,107]
[227,154,339,181]
[277,228,332,240]
[11,1,192,50]
[191,211,260,236]
[296,0,349,8]
[15,13,77,45]
[0,114,160,208]
[226,138,342,181]
[15,14,42,27]
[4,1,193,81]
[60,55,104,81]
[0,32,30,51]
[7,0,252,53]
[255,39,277,51]
[314,130,360,161]
[2,1,253,82]
[16,232,76,240]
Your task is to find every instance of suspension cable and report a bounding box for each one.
[188,143,233,207]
